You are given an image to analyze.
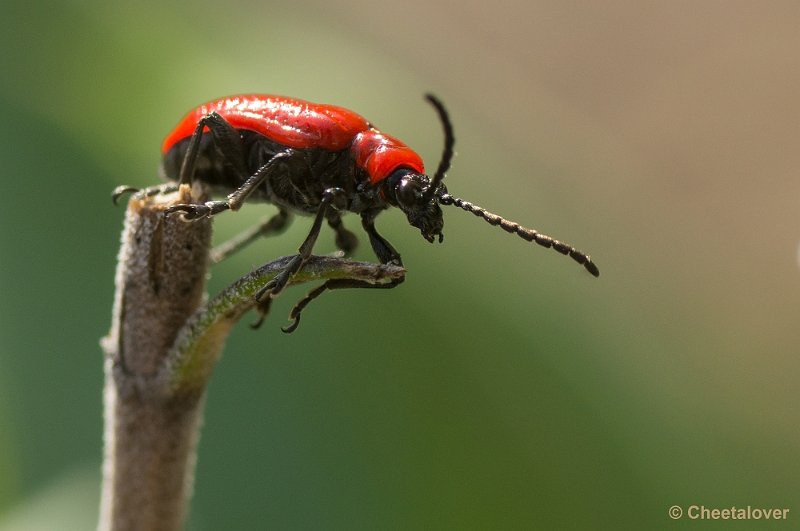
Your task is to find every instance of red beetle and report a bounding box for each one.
[116,94,599,332]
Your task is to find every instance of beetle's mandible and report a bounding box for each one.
[114,94,599,332]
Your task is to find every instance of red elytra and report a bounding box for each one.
[161,94,425,185]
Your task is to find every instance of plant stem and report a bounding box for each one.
[98,185,403,531]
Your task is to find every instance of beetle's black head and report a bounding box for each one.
[378,93,457,243]
[384,169,444,243]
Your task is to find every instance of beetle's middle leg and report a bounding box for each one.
[278,211,405,333]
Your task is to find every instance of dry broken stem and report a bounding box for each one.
[98,185,404,531]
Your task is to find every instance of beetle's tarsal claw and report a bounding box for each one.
[112,186,140,205]
[281,316,301,334]
[165,204,210,221]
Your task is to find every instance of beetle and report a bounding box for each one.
[114,94,599,332]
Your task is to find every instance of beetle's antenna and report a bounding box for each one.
[438,192,600,277]
[425,93,598,276]
[423,93,454,202]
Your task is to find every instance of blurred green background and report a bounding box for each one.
[1,1,798,529]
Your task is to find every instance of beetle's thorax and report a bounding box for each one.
[351,129,425,185]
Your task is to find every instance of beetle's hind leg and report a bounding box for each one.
[166,149,296,221]
[164,110,299,222]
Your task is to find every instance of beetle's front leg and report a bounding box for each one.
[279,212,406,333]
[254,187,347,304]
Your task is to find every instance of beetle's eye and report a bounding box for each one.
[396,178,423,208]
